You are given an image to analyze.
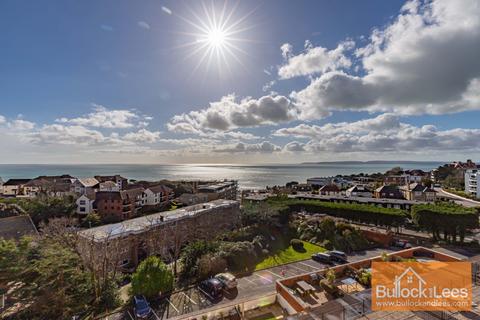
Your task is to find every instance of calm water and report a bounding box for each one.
[0,162,442,189]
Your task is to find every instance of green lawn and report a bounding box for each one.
[254,241,325,271]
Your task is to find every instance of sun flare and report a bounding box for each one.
[176,1,256,75]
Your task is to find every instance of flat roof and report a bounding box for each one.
[78,199,238,242]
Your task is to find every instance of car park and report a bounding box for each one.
[311,252,333,264]
[329,250,348,263]
[133,295,153,319]
[215,272,238,290]
[198,278,224,300]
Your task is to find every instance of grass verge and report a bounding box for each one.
[254,241,325,271]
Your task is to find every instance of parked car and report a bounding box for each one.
[215,272,238,290]
[133,295,152,319]
[311,252,333,264]
[329,250,348,263]
[392,239,412,249]
[198,278,224,300]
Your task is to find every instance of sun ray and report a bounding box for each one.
[175,0,256,76]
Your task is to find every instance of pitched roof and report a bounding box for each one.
[121,188,144,200]
[147,184,172,194]
[375,185,401,193]
[77,178,99,187]
[319,184,340,192]
[95,191,123,201]
[0,215,38,241]
[400,183,436,193]
[3,179,31,186]
[100,181,118,189]
[347,185,371,193]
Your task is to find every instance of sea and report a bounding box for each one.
[0,162,443,189]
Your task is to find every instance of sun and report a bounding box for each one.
[206,28,227,48]
[175,1,257,75]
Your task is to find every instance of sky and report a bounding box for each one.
[0,0,479,164]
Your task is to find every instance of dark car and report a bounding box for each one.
[392,239,412,249]
[329,250,348,263]
[199,278,224,300]
[133,295,152,319]
[311,252,333,264]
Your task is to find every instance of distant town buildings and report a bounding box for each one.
[374,185,404,199]
[465,169,480,199]
[197,180,238,201]
[400,183,437,201]
[345,185,372,198]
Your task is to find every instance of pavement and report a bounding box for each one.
[435,188,480,208]
[113,247,394,320]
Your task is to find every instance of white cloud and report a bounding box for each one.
[137,21,150,30]
[168,94,298,133]
[0,115,6,125]
[9,119,35,130]
[213,141,281,153]
[161,6,172,15]
[123,129,160,143]
[278,40,354,79]
[56,104,145,129]
[290,0,480,118]
[27,124,113,146]
[274,113,480,153]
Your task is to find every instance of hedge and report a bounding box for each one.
[268,198,407,227]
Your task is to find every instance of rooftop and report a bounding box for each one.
[0,215,38,241]
[78,199,238,241]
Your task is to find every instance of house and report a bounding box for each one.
[22,175,74,197]
[142,185,174,207]
[94,175,128,190]
[318,184,340,196]
[175,193,210,206]
[400,183,436,201]
[374,185,404,199]
[1,179,31,196]
[99,181,120,192]
[76,194,95,215]
[72,178,99,195]
[345,185,372,197]
[306,177,331,187]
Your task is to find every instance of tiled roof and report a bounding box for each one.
[77,178,99,187]
[3,179,31,186]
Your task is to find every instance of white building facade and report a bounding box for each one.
[465,169,480,198]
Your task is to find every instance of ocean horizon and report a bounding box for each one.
[0,161,443,189]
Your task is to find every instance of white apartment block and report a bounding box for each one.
[465,169,480,198]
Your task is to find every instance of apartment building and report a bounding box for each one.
[94,188,143,222]
[465,169,480,198]
[77,199,240,271]
[197,180,238,201]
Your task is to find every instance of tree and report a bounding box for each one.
[131,256,174,298]
[180,240,218,279]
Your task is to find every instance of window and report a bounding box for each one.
[80,207,85,212]
[79,200,86,205]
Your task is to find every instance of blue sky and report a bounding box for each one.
[1,0,479,163]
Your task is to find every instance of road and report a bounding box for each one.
[435,188,480,208]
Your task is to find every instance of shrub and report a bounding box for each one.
[290,239,304,251]
[198,253,228,279]
[131,256,174,298]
